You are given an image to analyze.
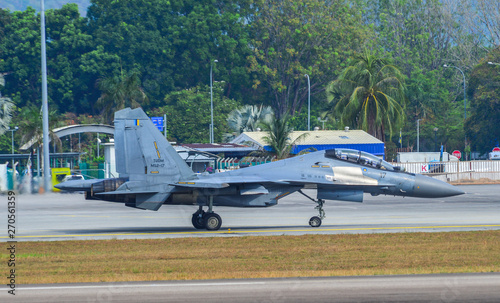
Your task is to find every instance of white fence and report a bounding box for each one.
[391,161,500,182]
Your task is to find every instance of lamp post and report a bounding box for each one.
[443,64,467,150]
[443,64,466,120]
[8,126,18,168]
[210,59,218,144]
[433,127,438,151]
[317,117,328,130]
[304,74,310,131]
[41,0,51,192]
[97,135,101,158]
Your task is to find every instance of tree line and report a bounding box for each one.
[0,0,499,157]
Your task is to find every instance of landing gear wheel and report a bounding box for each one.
[309,216,322,228]
[204,213,222,231]
[191,210,206,229]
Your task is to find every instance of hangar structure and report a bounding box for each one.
[19,124,114,151]
[15,124,115,177]
[230,128,385,158]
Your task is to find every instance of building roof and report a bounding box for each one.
[230,129,383,147]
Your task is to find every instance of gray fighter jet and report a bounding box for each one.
[56,108,464,230]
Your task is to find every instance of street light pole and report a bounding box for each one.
[317,117,328,130]
[443,64,466,120]
[210,59,218,144]
[443,64,467,151]
[41,0,51,192]
[304,74,310,131]
[97,133,101,158]
[433,127,438,151]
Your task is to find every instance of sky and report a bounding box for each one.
[0,0,91,16]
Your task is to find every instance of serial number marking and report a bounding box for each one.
[150,163,165,168]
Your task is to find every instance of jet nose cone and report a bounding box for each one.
[413,174,465,198]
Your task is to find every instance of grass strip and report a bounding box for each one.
[5,230,500,284]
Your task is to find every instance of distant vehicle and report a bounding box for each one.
[56,108,464,231]
[397,152,458,162]
[489,151,500,160]
[428,160,444,173]
[62,174,84,182]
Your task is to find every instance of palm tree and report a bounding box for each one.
[19,105,62,152]
[0,73,14,135]
[261,113,309,159]
[96,70,148,122]
[227,105,274,134]
[326,49,406,141]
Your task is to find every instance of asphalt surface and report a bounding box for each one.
[2,273,500,302]
[1,184,499,302]
[0,184,499,241]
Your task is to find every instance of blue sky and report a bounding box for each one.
[1,0,91,16]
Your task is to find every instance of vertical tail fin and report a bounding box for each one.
[114,108,195,182]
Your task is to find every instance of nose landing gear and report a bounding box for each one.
[298,190,326,228]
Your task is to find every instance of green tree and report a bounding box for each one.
[0,73,14,135]
[466,50,500,154]
[327,49,406,142]
[0,5,93,112]
[86,0,254,107]
[261,113,309,159]
[149,83,241,144]
[248,0,369,117]
[96,70,148,123]
[227,105,273,134]
[364,0,477,151]
[18,105,63,153]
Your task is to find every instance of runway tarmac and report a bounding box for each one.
[1,184,499,242]
[2,273,500,302]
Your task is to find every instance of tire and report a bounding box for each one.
[204,213,222,231]
[309,216,322,228]
[191,211,205,229]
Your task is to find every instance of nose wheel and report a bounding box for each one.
[309,216,322,227]
[298,190,326,228]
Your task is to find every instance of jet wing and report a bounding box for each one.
[171,175,292,189]
[94,190,159,195]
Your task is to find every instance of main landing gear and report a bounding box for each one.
[191,196,222,231]
[298,190,326,228]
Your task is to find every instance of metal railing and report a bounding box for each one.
[391,160,500,182]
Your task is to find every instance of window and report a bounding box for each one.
[325,149,394,171]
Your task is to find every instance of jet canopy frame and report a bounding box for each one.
[325,149,395,171]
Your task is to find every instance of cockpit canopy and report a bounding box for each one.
[325,149,396,171]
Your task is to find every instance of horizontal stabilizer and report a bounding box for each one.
[134,192,171,211]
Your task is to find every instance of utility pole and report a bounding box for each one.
[41,0,51,192]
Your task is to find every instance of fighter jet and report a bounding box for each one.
[56,108,464,230]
